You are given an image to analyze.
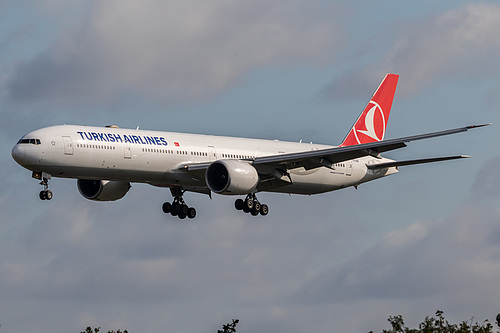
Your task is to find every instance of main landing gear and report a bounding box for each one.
[162,188,196,220]
[235,194,269,216]
[37,173,53,201]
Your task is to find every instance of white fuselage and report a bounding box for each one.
[12,125,398,195]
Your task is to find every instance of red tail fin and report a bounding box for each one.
[340,73,399,147]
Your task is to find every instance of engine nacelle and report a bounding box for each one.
[206,160,259,195]
[77,179,131,201]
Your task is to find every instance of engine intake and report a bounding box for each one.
[206,160,259,195]
[77,179,131,201]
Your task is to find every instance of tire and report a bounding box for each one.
[162,202,172,213]
[187,207,196,219]
[181,204,189,215]
[235,199,244,210]
[170,208,178,217]
[39,191,46,200]
[245,198,254,210]
[250,208,259,216]
[172,202,182,213]
[260,204,269,216]
[45,190,53,200]
[253,201,261,213]
[242,206,250,213]
[178,212,187,219]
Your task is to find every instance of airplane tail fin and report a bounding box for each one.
[340,73,399,147]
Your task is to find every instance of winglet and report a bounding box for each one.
[341,73,399,147]
[467,123,492,129]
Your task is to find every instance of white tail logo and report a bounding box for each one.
[354,101,386,143]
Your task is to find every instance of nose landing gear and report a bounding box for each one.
[34,172,53,201]
[235,194,268,216]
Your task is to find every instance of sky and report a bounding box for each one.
[1,1,500,332]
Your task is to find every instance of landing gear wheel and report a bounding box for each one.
[245,197,254,210]
[187,207,197,219]
[251,208,259,216]
[172,202,181,214]
[39,190,53,200]
[235,199,244,210]
[253,201,261,213]
[162,202,172,213]
[180,204,189,215]
[260,204,269,216]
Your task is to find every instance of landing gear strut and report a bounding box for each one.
[36,173,53,201]
[162,188,196,220]
[235,193,268,216]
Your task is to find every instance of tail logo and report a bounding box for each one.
[340,73,398,147]
[354,100,386,143]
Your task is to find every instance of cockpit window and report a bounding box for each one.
[17,138,41,145]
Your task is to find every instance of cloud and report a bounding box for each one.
[471,155,500,198]
[294,203,500,310]
[6,0,343,106]
[323,3,500,100]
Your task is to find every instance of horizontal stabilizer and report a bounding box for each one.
[366,155,471,170]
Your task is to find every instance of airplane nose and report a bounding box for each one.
[11,144,26,165]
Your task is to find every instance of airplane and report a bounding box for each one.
[11,74,489,219]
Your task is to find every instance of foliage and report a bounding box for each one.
[370,310,494,333]
[80,327,128,333]
[217,319,239,333]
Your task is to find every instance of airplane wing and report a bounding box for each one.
[252,124,489,170]
[180,124,489,175]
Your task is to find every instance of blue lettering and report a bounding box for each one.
[77,132,85,140]
[84,132,93,140]
[146,136,156,145]
[139,136,147,145]
[91,132,100,141]
[98,133,109,142]
[113,134,123,142]
[154,136,162,145]
[132,135,140,144]
[107,134,115,143]
[123,135,132,143]
[160,137,168,146]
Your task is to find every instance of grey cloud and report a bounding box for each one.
[6,0,344,106]
[321,68,389,102]
[471,155,500,198]
[294,204,500,306]
[323,3,500,100]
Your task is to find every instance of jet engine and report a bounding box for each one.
[206,160,259,195]
[77,179,131,201]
